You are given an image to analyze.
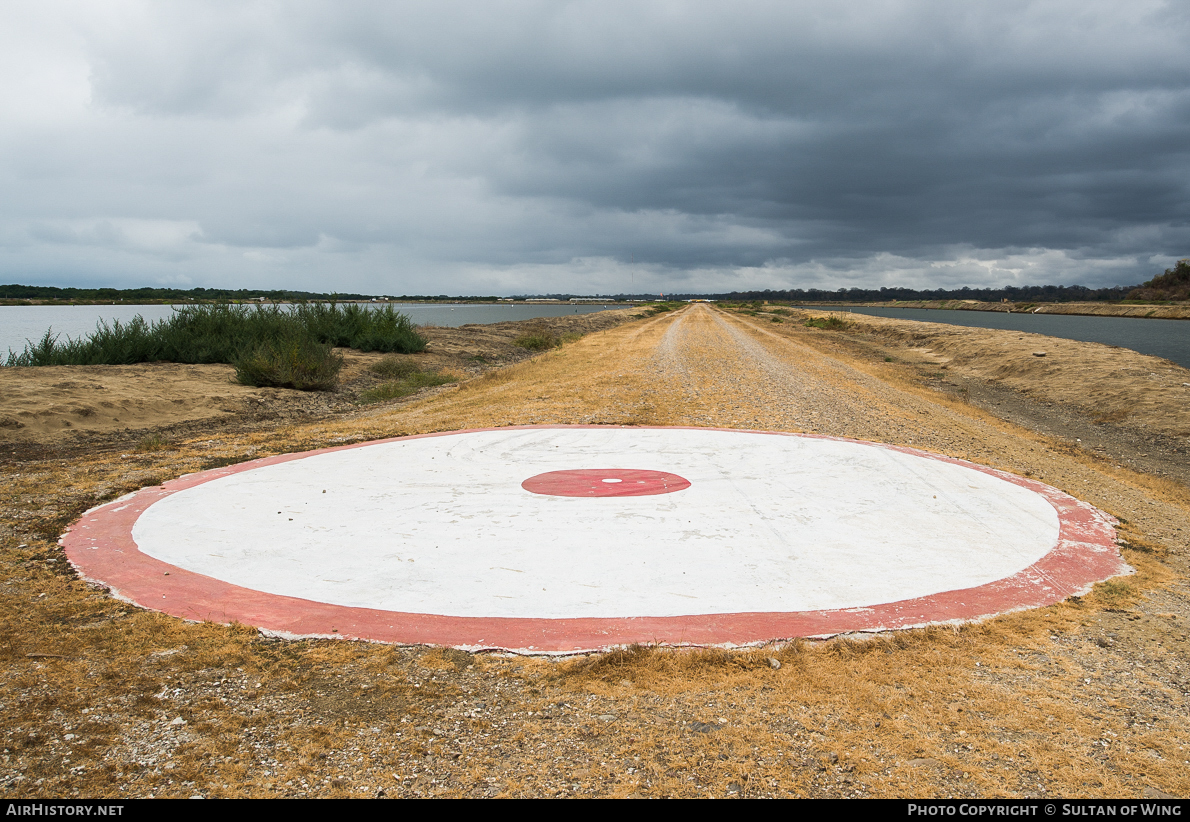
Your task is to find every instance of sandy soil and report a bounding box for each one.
[1,304,1188,799]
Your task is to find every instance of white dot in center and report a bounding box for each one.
[601,478,622,483]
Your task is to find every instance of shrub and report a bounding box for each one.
[513,324,559,351]
[5,303,426,392]
[234,337,343,391]
[804,316,853,331]
[137,433,169,452]
[292,303,427,354]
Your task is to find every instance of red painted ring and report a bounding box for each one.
[61,425,1129,654]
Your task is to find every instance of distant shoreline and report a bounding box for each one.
[786,299,1190,320]
[0,298,633,307]
[4,295,1188,319]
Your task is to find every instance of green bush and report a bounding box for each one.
[513,324,559,351]
[233,337,343,391]
[5,303,427,392]
[804,316,853,331]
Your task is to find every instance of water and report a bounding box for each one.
[837,306,1190,370]
[0,302,623,358]
[7,301,1186,370]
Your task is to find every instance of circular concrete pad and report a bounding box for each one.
[63,426,1129,653]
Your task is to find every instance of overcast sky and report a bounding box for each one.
[2,1,1188,296]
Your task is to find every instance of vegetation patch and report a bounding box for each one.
[359,356,457,404]
[368,355,421,381]
[513,323,560,351]
[804,315,853,331]
[1092,578,1136,607]
[234,337,344,391]
[136,433,170,452]
[4,304,427,389]
[1127,259,1190,302]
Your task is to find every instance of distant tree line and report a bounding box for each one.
[0,285,374,302]
[0,285,507,302]
[523,283,1149,303]
[1126,259,1190,302]
[666,283,1139,303]
[8,263,1190,304]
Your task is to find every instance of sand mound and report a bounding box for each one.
[0,362,259,439]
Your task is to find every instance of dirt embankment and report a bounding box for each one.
[782,307,1190,488]
[804,300,1190,320]
[814,311,1190,436]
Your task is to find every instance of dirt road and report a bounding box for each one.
[2,304,1188,798]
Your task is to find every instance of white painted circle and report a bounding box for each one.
[131,428,1060,619]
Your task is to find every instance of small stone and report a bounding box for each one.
[907,758,942,769]
[1032,351,1046,357]
[169,717,186,726]
[598,714,617,722]
[767,657,781,669]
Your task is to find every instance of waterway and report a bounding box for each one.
[837,306,1190,370]
[0,303,623,359]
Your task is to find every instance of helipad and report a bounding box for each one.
[63,426,1129,653]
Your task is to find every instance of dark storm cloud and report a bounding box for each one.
[2,1,1188,293]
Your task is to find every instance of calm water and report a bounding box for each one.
[6,302,1187,370]
[0,303,623,358]
[836,306,1190,370]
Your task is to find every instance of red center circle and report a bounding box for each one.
[521,468,692,497]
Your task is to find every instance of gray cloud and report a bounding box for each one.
[1,0,1188,295]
